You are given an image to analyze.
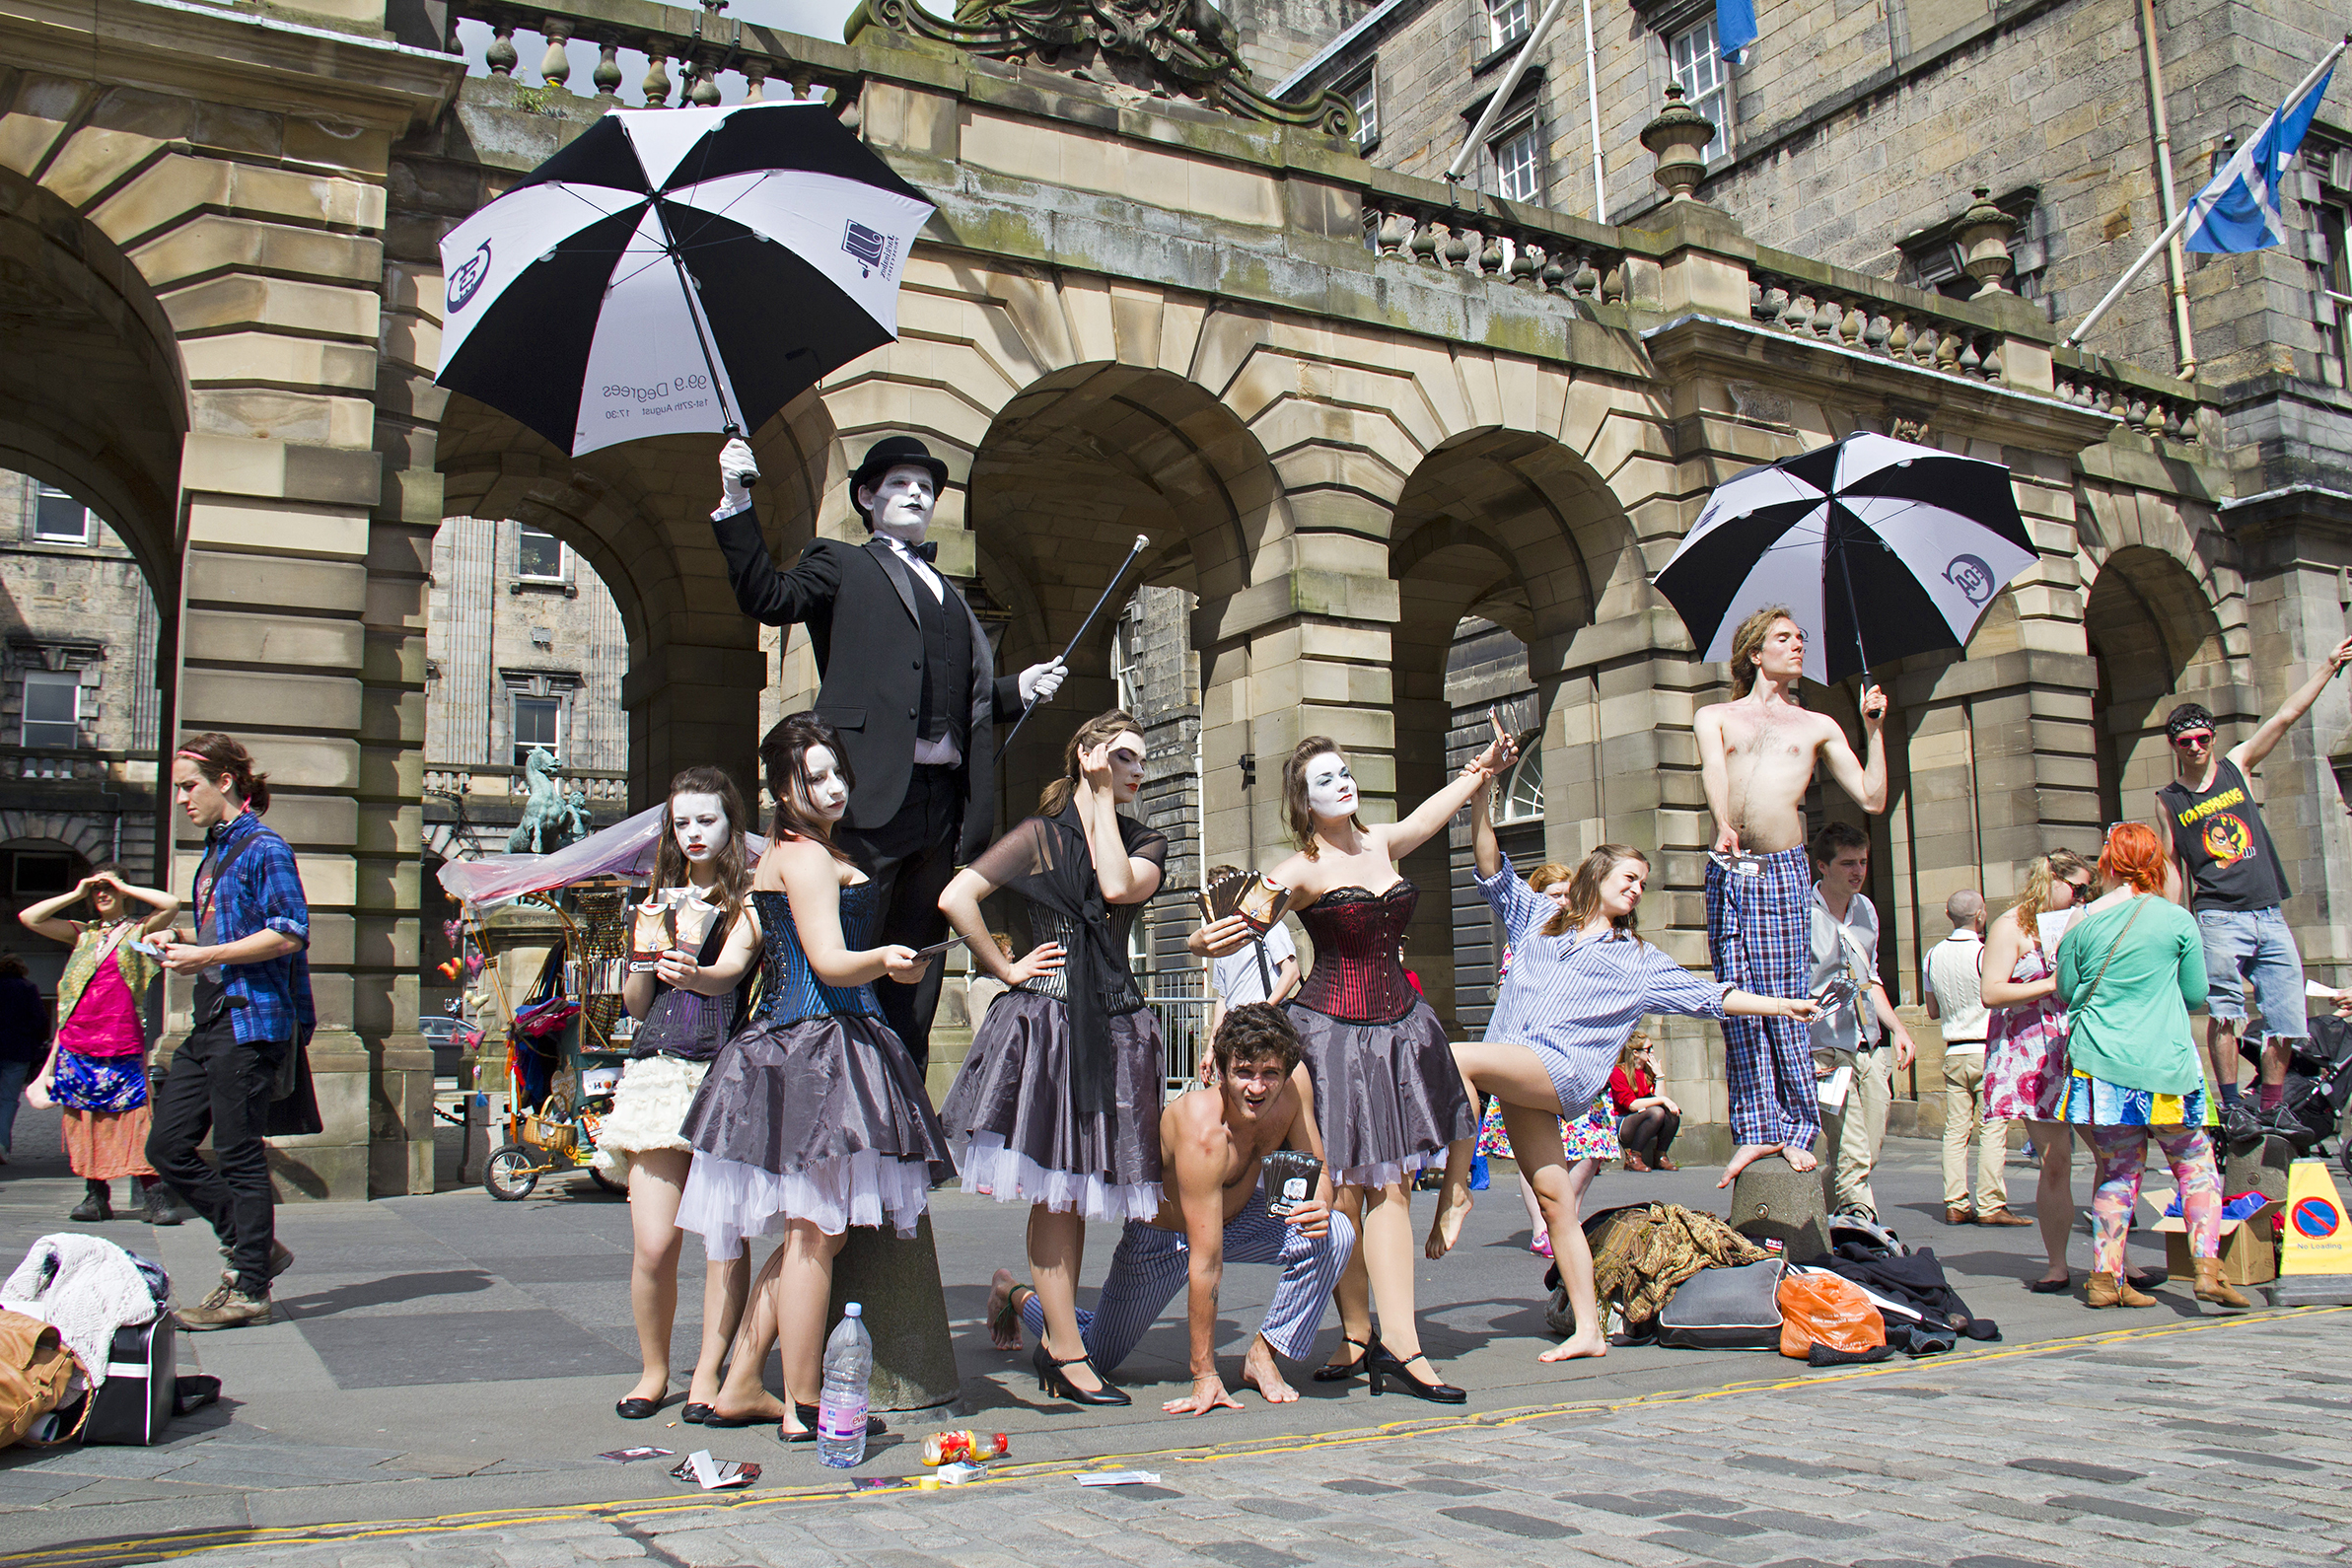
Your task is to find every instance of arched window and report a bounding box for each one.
[1497,748,1543,823]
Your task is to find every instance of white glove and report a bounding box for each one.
[1018,658,1067,706]
[718,437,759,513]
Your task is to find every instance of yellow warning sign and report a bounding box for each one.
[2282,1159,2352,1276]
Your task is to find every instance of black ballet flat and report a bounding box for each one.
[1367,1345,1465,1404]
[782,1401,887,1442]
[1033,1342,1131,1406]
[697,1409,772,1428]
[679,1403,714,1424]
[1313,1335,1376,1383]
[2026,1274,2071,1294]
[614,1397,660,1420]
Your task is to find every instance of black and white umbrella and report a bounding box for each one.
[1652,431,2035,685]
[434,102,932,458]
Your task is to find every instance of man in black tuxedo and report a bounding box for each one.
[709,434,1065,1072]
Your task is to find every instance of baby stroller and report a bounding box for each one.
[2219,1013,2352,1182]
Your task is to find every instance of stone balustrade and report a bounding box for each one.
[1360,192,1630,306]
[2053,347,2208,446]
[447,0,865,111]
[0,748,147,783]
[1748,255,2016,385]
[425,763,631,802]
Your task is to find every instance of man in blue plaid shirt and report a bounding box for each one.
[148,733,316,1330]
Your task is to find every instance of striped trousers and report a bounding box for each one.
[1019,1198,1356,1370]
[1706,848,1820,1149]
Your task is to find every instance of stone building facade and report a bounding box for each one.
[0,468,165,1005]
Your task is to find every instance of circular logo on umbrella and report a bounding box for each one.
[1942,553,1997,605]
[447,241,493,314]
[2292,1196,2340,1239]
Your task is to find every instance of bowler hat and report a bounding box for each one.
[849,435,950,507]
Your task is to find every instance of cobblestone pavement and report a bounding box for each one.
[28,1306,2351,1568]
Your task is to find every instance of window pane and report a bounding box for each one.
[33,487,88,542]
[512,695,561,767]
[1491,0,1530,49]
[1349,73,1379,147]
[21,671,78,748]
[1670,19,1730,163]
[1498,749,1544,822]
[1496,124,1542,203]
[11,852,73,895]
[517,527,563,579]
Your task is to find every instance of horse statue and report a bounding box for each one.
[506,747,587,854]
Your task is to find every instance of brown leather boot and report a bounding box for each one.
[2194,1257,2251,1310]
[2086,1271,2157,1308]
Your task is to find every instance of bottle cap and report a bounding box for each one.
[845,1302,863,1318]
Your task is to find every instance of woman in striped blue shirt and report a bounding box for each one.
[1427,820,1817,1363]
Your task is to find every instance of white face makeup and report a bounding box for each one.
[671,792,729,865]
[801,745,850,823]
[859,464,936,545]
[1105,731,1146,805]
[1303,751,1356,820]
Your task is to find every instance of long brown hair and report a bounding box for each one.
[761,712,858,866]
[2007,848,2091,950]
[1727,604,1796,698]
[1037,708,1143,819]
[1282,737,1368,856]
[1539,843,1649,942]
[175,732,269,814]
[650,767,751,934]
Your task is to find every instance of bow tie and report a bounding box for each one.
[889,537,938,565]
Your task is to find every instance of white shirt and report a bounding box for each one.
[1809,886,1882,1051]
[881,533,945,604]
[1924,929,1990,1048]
[1212,921,1298,1006]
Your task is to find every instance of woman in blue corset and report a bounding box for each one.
[677,712,954,1440]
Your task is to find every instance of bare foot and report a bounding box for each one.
[1239,1337,1298,1404]
[1781,1145,1819,1174]
[1425,1187,1474,1259]
[1537,1329,1608,1363]
[986,1267,1025,1351]
[710,1392,787,1423]
[1718,1142,1784,1188]
[622,1373,668,1405]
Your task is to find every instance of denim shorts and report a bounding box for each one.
[2195,904,2308,1040]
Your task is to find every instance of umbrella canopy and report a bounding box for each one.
[434,102,933,457]
[1652,431,2035,686]
[437,802,769,907]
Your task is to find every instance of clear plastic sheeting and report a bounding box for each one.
[436,802,768,906]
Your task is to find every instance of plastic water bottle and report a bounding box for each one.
[816,1303,874,1468]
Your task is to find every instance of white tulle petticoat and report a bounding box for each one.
[1331,1149,1439,1192]
[955,1131,1162,1223]
[675,1148,935,1260]
[590,1055,709,1182]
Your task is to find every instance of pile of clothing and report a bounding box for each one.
[0,1233,212,1447]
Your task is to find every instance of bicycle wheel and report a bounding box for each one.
[483,1143,539,1201]
[588,1166,626,1195]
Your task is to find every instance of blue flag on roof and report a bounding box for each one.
[1717,0,1757,63]
[2183,65,2336,252]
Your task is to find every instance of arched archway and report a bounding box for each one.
[2084,544,2231,827]
[1386,430,1641,1028]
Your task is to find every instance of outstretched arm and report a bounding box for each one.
[1382,724,1514,862]
[709,510,844,628]
[1817,686,1890,814]
[2234,633,2352,773]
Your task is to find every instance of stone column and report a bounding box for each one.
[621,640,766,809]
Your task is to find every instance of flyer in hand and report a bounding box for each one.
[1196,866,1291,933]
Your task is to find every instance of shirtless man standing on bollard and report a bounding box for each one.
[1696,607,1891,1188]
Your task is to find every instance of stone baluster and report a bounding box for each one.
[1379,208,1408,257]
[1602,261,1625,304]
[1409,214,1439,266]
[1935,329,1962,374]
[688,59,723,106]
[1957,333,1982,377]
[643,52,674,107]
[1573,251,1601,299]
[1862,310,1890,355]
[1442,224,1472,270]
[538,20,572,88]
[1979,335,2002,382]
[1753,277,1786,326]
[790,65,818,102]
[1886,314,1912,361]
[593,39,624,99]
[1781,290,1814,335]
[1509,237,1538,287]
[486,24,519,76]
[1479,230,1506,278]
[1837,297,1865,348]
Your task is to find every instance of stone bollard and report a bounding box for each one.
[823,1214,961,1411]
[1726,1160,1831,1262]
[2224,1134,2296,1210]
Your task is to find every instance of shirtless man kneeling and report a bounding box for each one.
[985,1004,1355,1415]
[1695,606,1890,1188]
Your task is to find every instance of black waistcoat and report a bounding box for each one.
[913,573,970,748]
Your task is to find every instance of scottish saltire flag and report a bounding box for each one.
[2182,64,2336,253]
[1717,0,1757,63]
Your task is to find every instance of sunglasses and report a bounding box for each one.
[2171,732,2214,749]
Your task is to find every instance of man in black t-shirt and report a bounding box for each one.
[2156,632,2352,1119]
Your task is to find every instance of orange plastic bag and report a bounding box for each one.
[1777,1270,1885,1359]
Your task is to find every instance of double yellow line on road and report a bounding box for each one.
[13,1305,2341,1568]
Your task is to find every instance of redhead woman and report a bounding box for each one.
[602,767,762,1423]
[946,709,1168,1408]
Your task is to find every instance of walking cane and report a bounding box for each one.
[1001,534,1153,755]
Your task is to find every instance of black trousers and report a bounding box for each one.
[1619,1105,1681,1164]
[146,1011,283,1296]
[837,765,961,1080]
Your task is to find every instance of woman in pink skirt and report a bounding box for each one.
[1980,849,2091,1292]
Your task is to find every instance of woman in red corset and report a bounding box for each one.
[1240,730,1510,1402]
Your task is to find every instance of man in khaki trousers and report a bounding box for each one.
[1809,822,1916,1221]
[1923,891,2029,1227]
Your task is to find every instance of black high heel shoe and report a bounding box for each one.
[1367,1345,1465,1404]
[1312,1335,1376,1383]
[1033,1341,1132,1406]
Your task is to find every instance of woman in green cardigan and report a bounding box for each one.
[2053,822,2245,1312]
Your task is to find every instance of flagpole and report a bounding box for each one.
[1448,0,1575,184]
[1581,0,1606,217]
[2063,35,2349,352]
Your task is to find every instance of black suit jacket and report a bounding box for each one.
[712,504,1023,859]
